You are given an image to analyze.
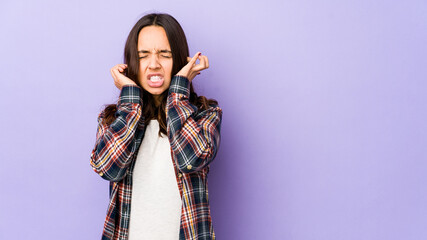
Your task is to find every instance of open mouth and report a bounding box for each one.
[147,75,164,87]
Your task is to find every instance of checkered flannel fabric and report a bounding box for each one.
[90,75,222,239]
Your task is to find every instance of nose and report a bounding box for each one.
[148,54,161,69]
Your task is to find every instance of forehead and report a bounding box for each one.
[137,26,170,50]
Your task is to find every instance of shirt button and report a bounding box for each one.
[99,172,104,176]
[186,165,192,170]
[178,173,182,178]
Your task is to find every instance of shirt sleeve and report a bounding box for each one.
[90,85,143,182]
[167,75,223,173]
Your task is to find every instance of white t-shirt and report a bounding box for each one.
[128,119,182,240]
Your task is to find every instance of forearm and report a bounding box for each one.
[90,85,143,181]
[167,75,223,173]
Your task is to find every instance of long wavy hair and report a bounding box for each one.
[101,13,218,137]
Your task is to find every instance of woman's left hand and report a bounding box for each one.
[176,52,209,82]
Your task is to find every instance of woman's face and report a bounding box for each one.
[137,26,173,96]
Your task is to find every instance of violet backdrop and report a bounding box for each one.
[1,0,426,239]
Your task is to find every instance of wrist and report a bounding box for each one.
[122,83,139,89]
[169,75,191,96]
[118,85,142,105]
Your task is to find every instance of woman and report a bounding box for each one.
[90,13,223,240]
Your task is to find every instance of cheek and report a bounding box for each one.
[165,60,173,74]
[139,61,148,70]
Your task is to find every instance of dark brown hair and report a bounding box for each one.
[101,13,218,136]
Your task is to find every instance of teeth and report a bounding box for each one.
[150,75,162,82]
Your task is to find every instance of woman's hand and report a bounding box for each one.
[110,64,138,90]
[176,52,209,82]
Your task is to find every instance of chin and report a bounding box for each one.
[147,88,167,95]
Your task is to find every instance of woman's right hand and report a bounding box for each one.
[110,64,138,90]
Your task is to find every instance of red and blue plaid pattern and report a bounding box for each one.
[90,75,222,239]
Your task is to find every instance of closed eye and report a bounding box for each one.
[139,55,171,59]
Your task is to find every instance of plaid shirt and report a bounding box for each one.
[90,75,223,239]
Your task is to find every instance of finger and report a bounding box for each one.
[112,66,119,72]
[118,65,127,73]
[188,52,201,66]
[112,71,118,79]
[188,55,205,72]
[194,55,206,69]
[191,62,208,72]
[203,55,209,68]
[112,67,121,77]
[187,57,192,62]
[111,68,117,77]
[198,55,207,68]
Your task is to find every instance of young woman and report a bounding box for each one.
[90,13,223,240]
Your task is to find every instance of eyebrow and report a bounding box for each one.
[138,49,172,54]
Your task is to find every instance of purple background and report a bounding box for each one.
[1,0,426,239]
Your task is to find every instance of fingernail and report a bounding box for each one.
[198,52,201,56]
